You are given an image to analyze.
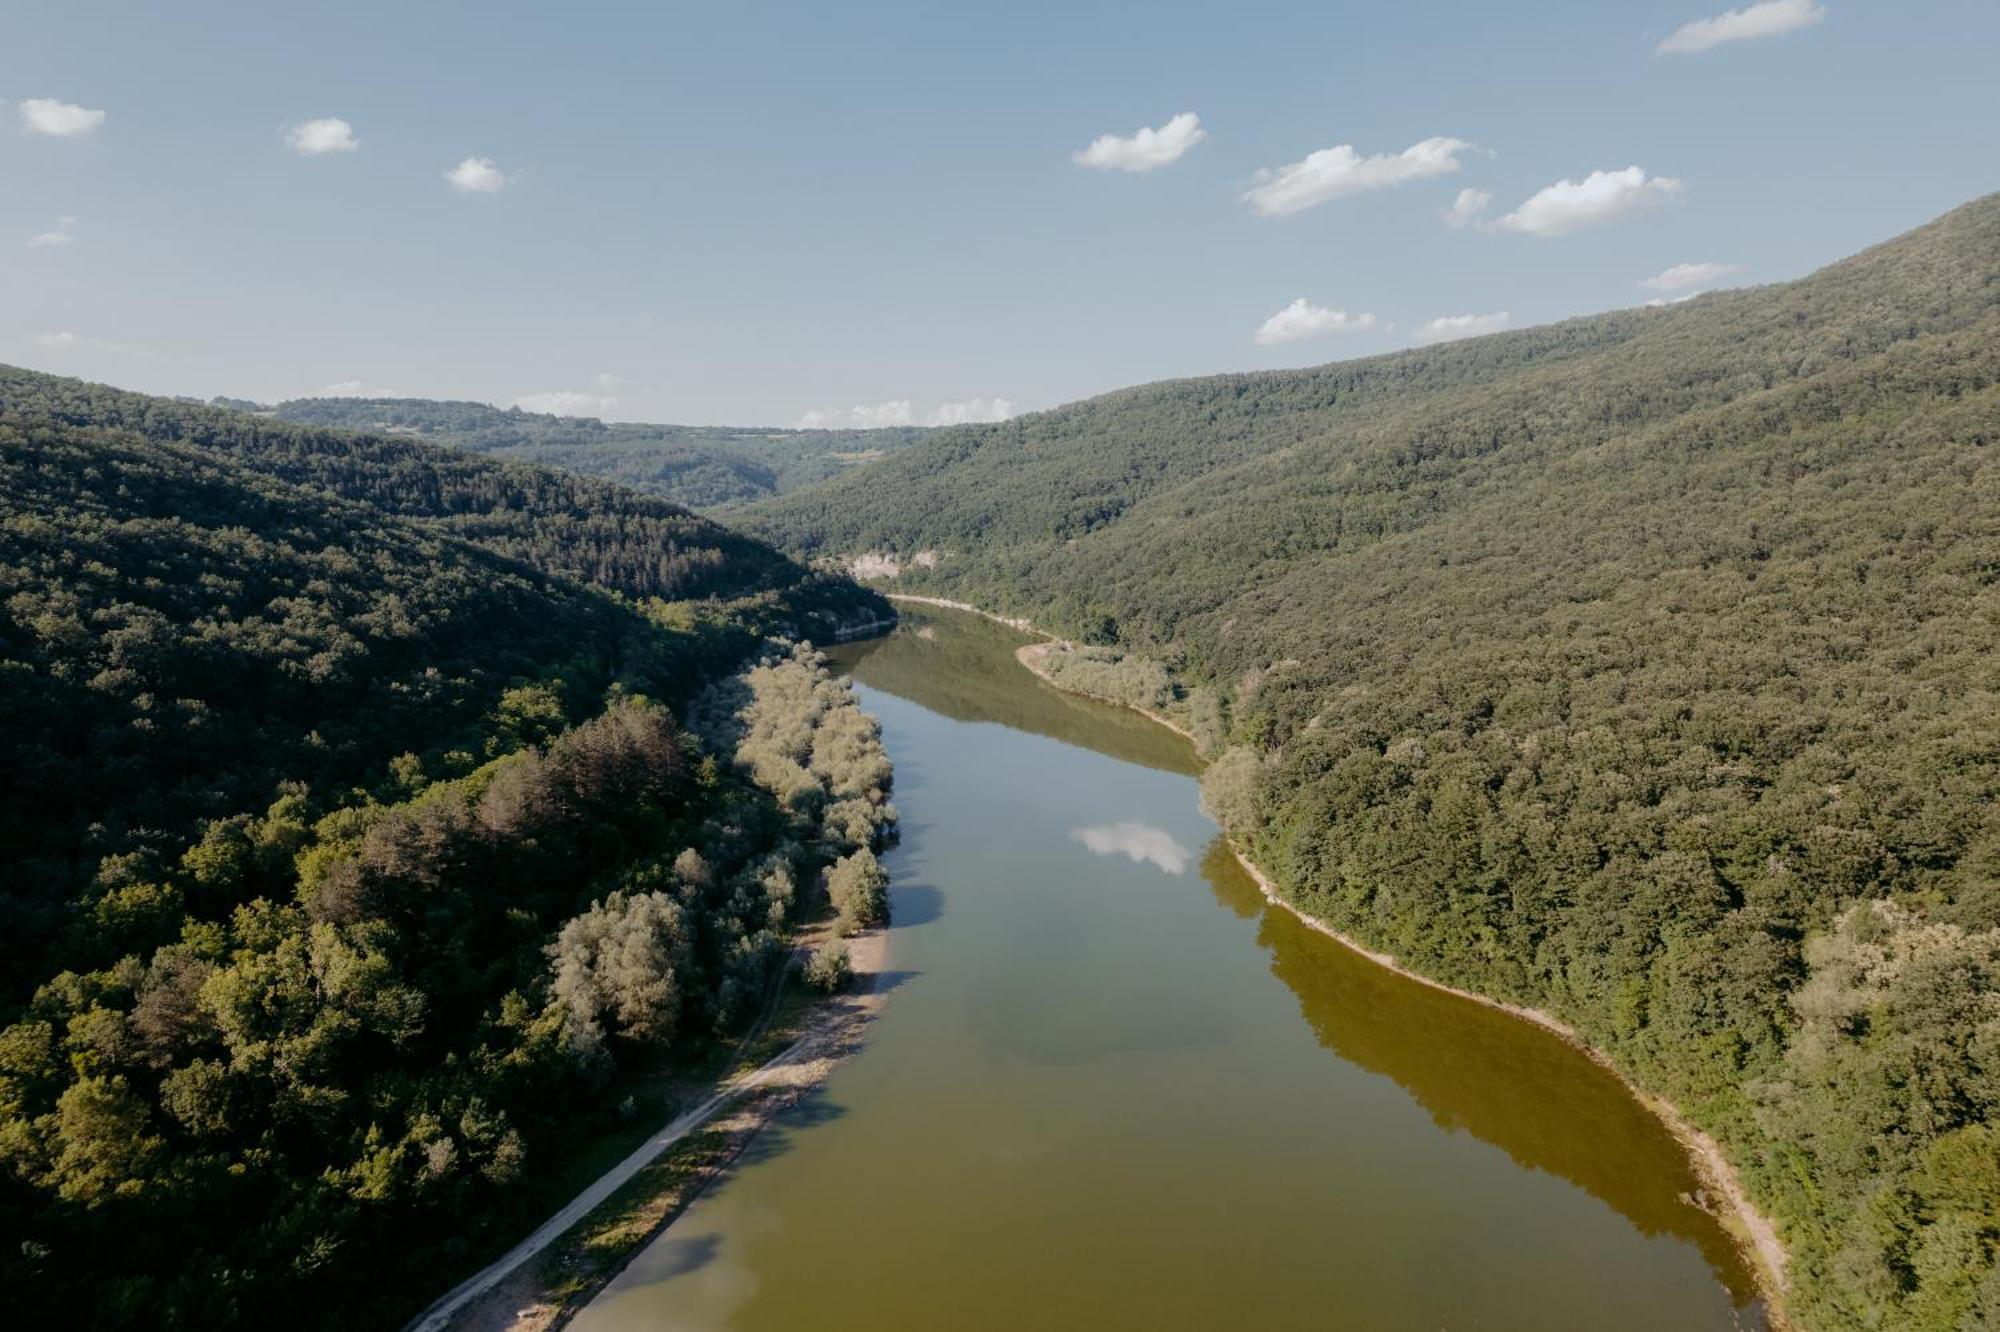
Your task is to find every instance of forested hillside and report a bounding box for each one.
[248,396,925,510]
[749,194,2000,1330]
[0,369,892,1328]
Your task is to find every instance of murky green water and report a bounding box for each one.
[574,608,1765,1331]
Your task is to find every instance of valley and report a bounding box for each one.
[574,607,1768,1331]
[4,168,1997,1330]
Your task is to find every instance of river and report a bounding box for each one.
[571,605,1767,1331]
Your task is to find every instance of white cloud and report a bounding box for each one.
[1494,167,1685,237]
[1639,260,1743,292]
[19,98,106,138]
[1244,136,1470,218]
[316,380,403,397]
[797,398,1013,429]
[28,216,76,249]
[286,117,359,155]
[592,371,624,388]
[1414,311,1512,344]
[926,397,1014,426]
[1441,187,1491,230]
[1072,822,1192,875]
[1658,0,1825,55]
[512,390,616,417]
[851,400,914,428]
[446,156,508,193]
[1072,112,1207,173]
[37,330,137,356]
[796,400,917,429]
[1254,298,1377,346]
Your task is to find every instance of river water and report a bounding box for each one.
[572,606,1766,1331]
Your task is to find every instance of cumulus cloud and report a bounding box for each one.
[852,400,914,428]
[796,400,916,429]
[1441,187,1492,230]
[446,156,508,193]
[592,371,624,388]
[1072,112,1207,172]
[1254,299,1376,346]
[1658,0,1825,55]
[512,390,616,417]
[286,117,359,155]
[926,397,1014,426]
[1639,260,1743,292]
[1494,167,1685,237]
[19,98,106,138]
[1244,136,1470,218]
[1072,822,1192,875]
[28,216,76,248]
[1414,311,1512,344]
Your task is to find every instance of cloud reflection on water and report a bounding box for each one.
[1071,821,1192,874]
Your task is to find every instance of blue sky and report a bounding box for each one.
[4,1,1996,426]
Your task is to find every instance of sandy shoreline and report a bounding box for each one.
[897,589,1791,1323]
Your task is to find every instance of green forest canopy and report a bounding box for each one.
[238,395,927,511]
[747,193,2000,1331]
[0,369,890,1328]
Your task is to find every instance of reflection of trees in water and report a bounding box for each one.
[1198,839,1764,1312]
[827,609,1199,776]
[829,605,1759,1318]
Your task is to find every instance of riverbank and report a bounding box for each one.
[882,592,1037,633]
[1014,641,1204,748]
[1222,846,1788,1311]
[884,594,1207,749]
[899,592,1790,1324]
[412,916,894,1332]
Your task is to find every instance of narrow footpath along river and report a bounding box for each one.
[573,606,1767,1331]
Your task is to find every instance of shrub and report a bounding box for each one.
[803,941,852,993]
[827,849,889,935]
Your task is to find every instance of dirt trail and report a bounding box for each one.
[405,926,892,1332]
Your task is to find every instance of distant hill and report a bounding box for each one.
[236,395,927,510]
[748,194,2000,1330]
[0,366,887,1328]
